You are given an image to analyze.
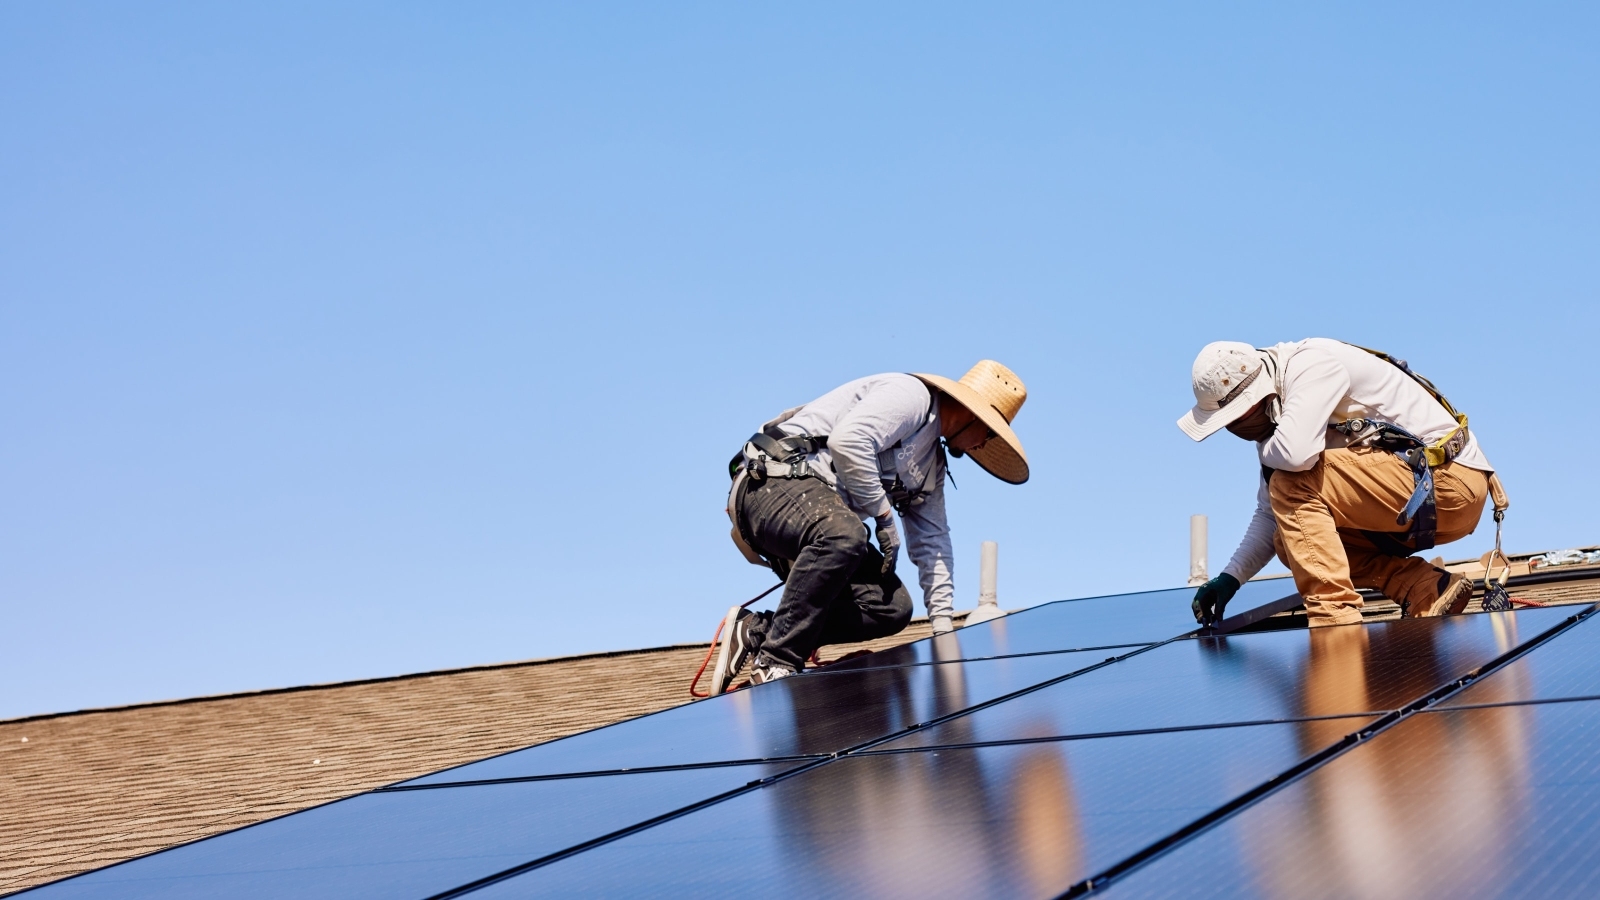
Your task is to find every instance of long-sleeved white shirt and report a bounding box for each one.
[1223,339,1495,582]
[773,374,955,620]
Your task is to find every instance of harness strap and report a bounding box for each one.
[1346,344,1472,469]
[740,431,829,482]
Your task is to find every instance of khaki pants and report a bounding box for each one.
[1269,447,1488,627]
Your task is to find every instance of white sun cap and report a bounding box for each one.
[1176,341,1274,441]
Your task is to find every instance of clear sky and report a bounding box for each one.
[4,3,1597,719]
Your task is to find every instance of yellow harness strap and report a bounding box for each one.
[1348,344,1472,470]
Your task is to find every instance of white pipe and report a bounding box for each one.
[979,541,998,605]
[965,541,1006,626]
[1188,514,1209,586]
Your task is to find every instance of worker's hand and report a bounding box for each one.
[1192,573,1242,627]
[874,512,900,575]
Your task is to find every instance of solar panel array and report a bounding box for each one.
[22,581,1599,899]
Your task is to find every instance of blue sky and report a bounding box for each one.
[3,3,1596,719]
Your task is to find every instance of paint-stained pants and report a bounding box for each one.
[739,475,913,670]
[1269,447,1488,627]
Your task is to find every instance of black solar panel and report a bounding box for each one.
[875,605,1577,751]
[822,581,1296,671]
[21,763,776,900]
[22,589,1597,899]
[1440,610,1600,708]
[457,720,1370,898]
[404,646,1113,785]
[1104,698,1600,899]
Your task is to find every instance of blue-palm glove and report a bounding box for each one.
[1192,573,1241,627]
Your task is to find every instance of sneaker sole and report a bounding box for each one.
[1422,573,1472,617]
[708,605,741,695]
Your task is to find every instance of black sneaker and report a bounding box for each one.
[709,608,767,694]
[748,657,795,685]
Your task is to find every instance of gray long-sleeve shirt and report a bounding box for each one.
[772,373,955,620]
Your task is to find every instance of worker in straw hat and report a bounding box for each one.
[1178,338,1507,629]
[712,361,1029,691]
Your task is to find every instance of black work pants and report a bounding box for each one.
[739,475,913,670]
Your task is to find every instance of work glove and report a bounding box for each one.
[874,512,900,576]
[1192,573,1241,627]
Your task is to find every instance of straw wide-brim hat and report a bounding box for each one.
[913,360,1029,484]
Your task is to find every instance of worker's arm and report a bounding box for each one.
[1258,350,1350,472]
[900,475,955,631]
[1222,478,1277,583]
[827,378,933,518]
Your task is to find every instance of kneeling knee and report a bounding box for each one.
[821,519,872,563]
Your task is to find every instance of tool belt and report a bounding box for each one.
[733,427,829,482]
[1333,418,1461,553]
[1332,344,1507,555]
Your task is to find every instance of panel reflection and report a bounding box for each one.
[1110,701,1600,900]
[1442,608,1600,707]
[472,722,1346,899]
[881,607,1577,752]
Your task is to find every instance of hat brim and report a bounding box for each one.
[912,373,1029,484]
[1177,374,1275,441]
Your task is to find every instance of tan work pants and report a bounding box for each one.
[1269,447,1488,627]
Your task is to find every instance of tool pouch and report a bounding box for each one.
[726,468,768,567]
[1488,472,1510,514]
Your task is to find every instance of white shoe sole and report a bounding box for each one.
[708,606,741,695]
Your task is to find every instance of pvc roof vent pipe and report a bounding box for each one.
[963,541,1006,627]
[1188,515,1209,586]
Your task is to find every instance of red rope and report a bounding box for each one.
[688,583,783,698]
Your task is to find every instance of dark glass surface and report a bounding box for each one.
[404,649,1107,785]
[1107,699,1600,899]
[23,764,775,900]
[827,581,1298,671]
[878,606,1577,751]
[1440,607,1600,707]
[466,720,1370,899]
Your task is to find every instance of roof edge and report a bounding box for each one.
[0,640,716,727]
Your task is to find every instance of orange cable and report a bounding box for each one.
[688,583,783,698]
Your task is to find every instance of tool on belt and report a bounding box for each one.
[1331,345,1510,555]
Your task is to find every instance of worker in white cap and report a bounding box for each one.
[1178,339,1507,628]
[712,361,1030,691]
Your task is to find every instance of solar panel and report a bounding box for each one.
[456,720,1368,898]
[1440,608,1600,707]
[874,606,1579,751]
[822,582,1296,671]
[403,648,1111,786]
[26,588,1590,899]
[1103,698,1600,899]
[20,764,777,900]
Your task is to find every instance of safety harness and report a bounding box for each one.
[724,397,944,570]
[723,425,826,571]
[1329,345,1508,558]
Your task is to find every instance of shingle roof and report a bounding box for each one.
[0,614,958,893]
